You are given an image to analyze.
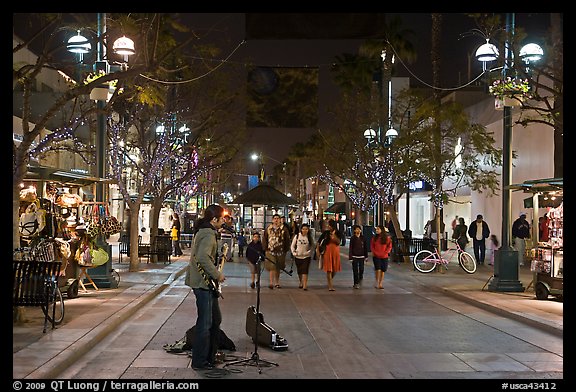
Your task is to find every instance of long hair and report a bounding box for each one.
[376,224,389,244]
[193,204,224,234]
[328,219,338,232]
[327,219,341,240]
[300,223,313,245]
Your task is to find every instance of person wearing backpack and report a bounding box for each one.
[291,223,315,290]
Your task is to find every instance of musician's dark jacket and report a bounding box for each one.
[185,220,222,289]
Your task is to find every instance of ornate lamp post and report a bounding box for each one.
[474,13,543,292]
[67,13,135,287]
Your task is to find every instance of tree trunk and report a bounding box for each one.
[149,198,163,263]
[129,203,142,272]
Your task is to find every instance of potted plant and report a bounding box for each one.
[489,77,531,109]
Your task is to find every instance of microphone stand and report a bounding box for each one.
[224,254,278,373]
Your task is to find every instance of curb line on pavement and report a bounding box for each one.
[27,267,188,379]
[429,285,563,338]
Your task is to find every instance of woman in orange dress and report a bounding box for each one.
[317,219,342,291]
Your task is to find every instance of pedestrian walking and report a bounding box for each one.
[468,214,490,265]
[451,215,459,237]
[219,215,235,261]
[452,217,469,254]
[171,213,183,256]
[348,224,368,289]
[488,234,499,266]
[245,232,264,289]
[262,213,291,289]
[370,225,392,289]
[316,219,342,291]
[237,230,247,257]
[290,223,314,290]
[512,212,531,267]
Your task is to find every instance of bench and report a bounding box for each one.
[139,235,171,264]
[119,234,142,263]
[392,237,435,258]
[13,259,63,333]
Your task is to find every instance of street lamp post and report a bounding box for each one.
[474,13,543,292]
[67,13,135,288]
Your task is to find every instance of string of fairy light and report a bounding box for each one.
[21,31,483,213]
[29,117,96,164]
[320,145,397,212]
[108,105,217,205]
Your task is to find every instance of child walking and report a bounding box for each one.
[348,225,368,289]
[237,230,247,257]
[488,234,499,266]
[245,232,264,289]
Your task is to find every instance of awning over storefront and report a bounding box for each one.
[508,177,563,193]
[509,178,563,208]
[25,165,111,187]
[324,201,346,214]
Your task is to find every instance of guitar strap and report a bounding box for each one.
[196,261,214,290]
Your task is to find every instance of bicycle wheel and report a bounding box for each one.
[459,252,477,274]
[41,286,65,325]
[413,250,437,273]
[111,269,121,288]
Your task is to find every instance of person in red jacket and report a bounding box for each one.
[370,225,392,289]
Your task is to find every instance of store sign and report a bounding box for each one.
[409,180,432,192]
[409,181,423,191]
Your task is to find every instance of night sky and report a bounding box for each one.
[14,13,553,173]
[185,13,552,169]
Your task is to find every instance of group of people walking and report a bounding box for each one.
[183,204,536,372]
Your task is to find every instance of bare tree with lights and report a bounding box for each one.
[12,13,212,250]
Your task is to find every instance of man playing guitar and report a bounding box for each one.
[184,204,226,371]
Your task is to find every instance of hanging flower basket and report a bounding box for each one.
[489,77,530,100]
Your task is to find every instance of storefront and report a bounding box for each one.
[19,166,120,293]
[510,178,563,300]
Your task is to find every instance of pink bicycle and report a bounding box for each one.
[413,239,477,274]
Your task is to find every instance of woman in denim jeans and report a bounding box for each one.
[185,204,226,370]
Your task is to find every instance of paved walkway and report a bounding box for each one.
[13,241,563,380]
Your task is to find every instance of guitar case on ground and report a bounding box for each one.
[245,305,288,351]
